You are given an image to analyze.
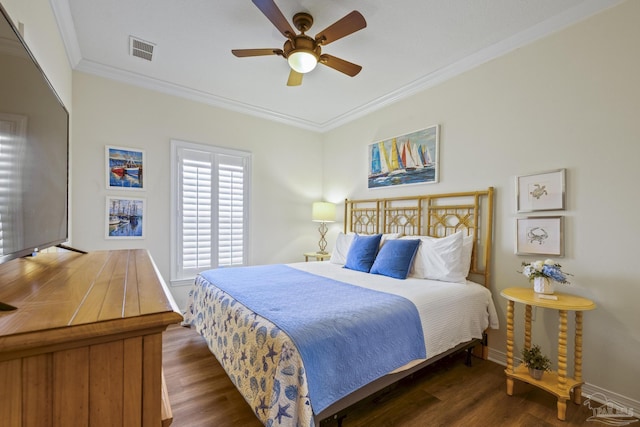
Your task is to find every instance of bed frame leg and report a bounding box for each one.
[321,413,346,427]
[471,332,489,360]
[465,347,474,366]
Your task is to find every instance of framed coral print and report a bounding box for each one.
[368,125,439,189]
[516,216,564,256]
[106,145,145,190]
[106,196,145,239]
[516,169,565,212]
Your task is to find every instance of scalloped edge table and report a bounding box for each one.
[501,287,596,420]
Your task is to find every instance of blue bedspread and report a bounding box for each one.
[200,264,426,414]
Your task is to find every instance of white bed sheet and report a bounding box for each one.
[289,261,499,362]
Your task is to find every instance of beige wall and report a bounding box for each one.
[70,72,323,308]
[323,0,640,407]
[8,0,640,412]
[1,0,72,109]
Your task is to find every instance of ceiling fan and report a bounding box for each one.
[232,0,367,86]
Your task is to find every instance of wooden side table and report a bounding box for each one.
[501,287,596,420]
[304,252,332,262]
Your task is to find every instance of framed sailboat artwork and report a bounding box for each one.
[106,145,146,190]
[368,125,439,189]
[105,196,146,239]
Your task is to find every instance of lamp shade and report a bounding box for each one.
[288,50,318,74]
[312,202,335,223]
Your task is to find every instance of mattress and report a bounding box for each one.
[294,262,499,359]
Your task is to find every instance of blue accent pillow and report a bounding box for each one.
[370,239,421,279]
[344,234,383,272]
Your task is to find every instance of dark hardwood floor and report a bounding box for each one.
[163,325,597,427]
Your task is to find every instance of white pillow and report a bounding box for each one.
[329,232,354,265]
[380,232,402,246]
[403,231,466,283]
[461,234,474,277]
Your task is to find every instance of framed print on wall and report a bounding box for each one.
[516,216,564,256]
[106,196,145,239]
[106,145,145,190]
[516,169,565,212]
[368,125,439,189]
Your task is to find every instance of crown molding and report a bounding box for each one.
[319,0,625,132]
[74,58,324,132]
[50,0,81,68]
[53,0,624,133]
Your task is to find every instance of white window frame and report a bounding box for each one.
[170,139,251,285]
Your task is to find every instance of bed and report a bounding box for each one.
[184,188,497,427]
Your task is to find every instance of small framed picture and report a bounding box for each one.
[516,216,564,256]
[106,145,145,190]
[516,169,565,212]
[106,196,145,239]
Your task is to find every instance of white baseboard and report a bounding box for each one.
[487,347,640,415]
[170,278,194,287]
[581,384,640,418]
[487,347,508,366]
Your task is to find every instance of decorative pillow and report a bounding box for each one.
[329,232,355,265]
[403,231,466,283]
[330,232,401,265]
[344,234,383,273]
[370,239,421,279]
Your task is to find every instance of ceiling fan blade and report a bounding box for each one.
[252,0,296,38]
[287,69,303,86]
[319,54,362,77]
[315,11,366,45]
[232,48,283,57]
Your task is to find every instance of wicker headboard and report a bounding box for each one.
[344,187,495,287]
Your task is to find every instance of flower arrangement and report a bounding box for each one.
[521,259,571,284]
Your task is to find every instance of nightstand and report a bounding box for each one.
[304,252,331,262]
[501,287,596,420]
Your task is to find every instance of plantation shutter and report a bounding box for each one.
[173,141,250,281]
[217,155,245,266]
[181,150,213,271]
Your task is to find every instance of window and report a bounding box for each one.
[171,140,250,283]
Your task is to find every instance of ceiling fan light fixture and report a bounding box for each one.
[231,4,366,85]
[288,50,318,73]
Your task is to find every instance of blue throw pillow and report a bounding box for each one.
[370,239,421,279]
[344,234,383,273]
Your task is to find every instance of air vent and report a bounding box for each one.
[129,36,155,61]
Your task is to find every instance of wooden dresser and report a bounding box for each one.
[0,249,183,426]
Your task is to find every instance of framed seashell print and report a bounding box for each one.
[516,169,565,212]
[516,216,563,256]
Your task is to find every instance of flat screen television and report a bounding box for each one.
[0,4,69,266]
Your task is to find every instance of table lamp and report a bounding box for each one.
[312,202,335,254]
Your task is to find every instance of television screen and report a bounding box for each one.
[0,5,69,265]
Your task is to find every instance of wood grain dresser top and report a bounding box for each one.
[0,249,183,351]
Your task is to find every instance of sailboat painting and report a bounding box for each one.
[106,145,145,190]
[368,125,439,188]
[105,196,145,239]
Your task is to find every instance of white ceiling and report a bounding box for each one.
[51,0,621,132]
